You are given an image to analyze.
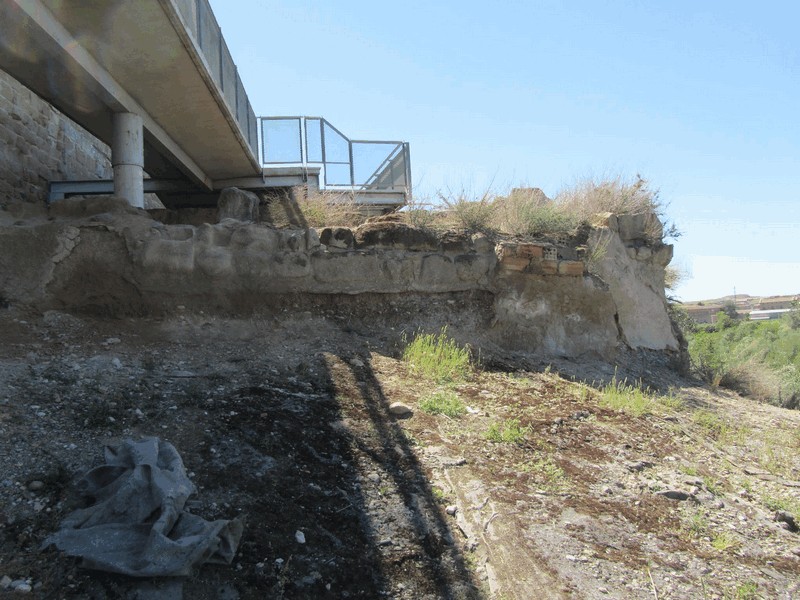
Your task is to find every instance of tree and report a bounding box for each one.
[788,300,800,330]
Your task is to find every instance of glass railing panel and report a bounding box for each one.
[352,142,405,189]
[305,118,323,163]
[322,121,350,165]
[261,118,302,164]
[323,163,352,187]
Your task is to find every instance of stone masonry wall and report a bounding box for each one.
[0,69,111,204]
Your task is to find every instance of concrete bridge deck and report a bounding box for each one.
[0,0,263,202]
[1,0,410,211]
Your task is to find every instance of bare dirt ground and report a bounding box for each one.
[1,299,799,599]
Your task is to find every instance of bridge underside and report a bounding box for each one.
[0,0,260,195]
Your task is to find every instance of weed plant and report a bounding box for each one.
[711,531,740,552]
[763,494,800,515]
[728,581,759,600]
[519,456,567,490]
[402,328,472,383]
[692,410,749,445]
[600,378,654,416]
[306,192,365,227]
[419,390,467,417]
[437,186,496,233]
[485,418,529,444]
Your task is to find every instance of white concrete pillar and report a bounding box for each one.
[111,112,144,208]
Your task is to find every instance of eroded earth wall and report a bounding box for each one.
[0,194,679,361]
[0,69,111,204]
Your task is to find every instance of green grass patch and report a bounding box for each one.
[687,511,709,538]
[402,328,472,383]
[703,475,726,497]
[419,390,467,417]
[519,456,567,490]
[760,441,795,477]
[727,581,760,600]
[485,418,529,444]
[431,487,448,504]
[762,494,800,515]
[599,378,655,416]
[692,410,750,445]
[711,531,740,552]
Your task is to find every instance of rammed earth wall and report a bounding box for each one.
[0,196,680,361]
[0,69,111,204]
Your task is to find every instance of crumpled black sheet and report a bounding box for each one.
[43,437,243,577]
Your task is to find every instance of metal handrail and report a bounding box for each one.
[258,116,411,199]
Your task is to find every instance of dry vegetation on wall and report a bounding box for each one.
[276,176,676,241]
[413,175,678,241]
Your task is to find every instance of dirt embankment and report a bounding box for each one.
[1,302,799,599]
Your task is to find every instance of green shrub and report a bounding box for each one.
[432,175,672,241]
[402,328,472,383]
[419,390,467,417]
[692,410,748,445]
[686,315,800,407]
[763,494,800,515]
[730,581,759,600]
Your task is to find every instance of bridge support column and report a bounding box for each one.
[112,112,144,208]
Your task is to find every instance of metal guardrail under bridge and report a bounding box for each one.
[173,0,259,158]
[259,117,411,206]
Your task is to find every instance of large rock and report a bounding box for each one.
[217,188,259,222]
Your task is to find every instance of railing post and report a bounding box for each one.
[320,120,327,187]
[195,0,202,49]
[219,28,224,91]
[404,142,412,200]
[348,141,355,188]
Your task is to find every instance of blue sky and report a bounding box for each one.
[211,0,800,301]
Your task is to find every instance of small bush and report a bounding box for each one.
[692,410,728,438]
[305,192,365,227]
[437,187,496,233]
[763,494,800,515]
[402,328,472,383]
[703,476,725,496]
[491,187,579,237]
[556,175,664,226]
[687,510,709,537]
[485,418,529,444]
[419,390,467,417]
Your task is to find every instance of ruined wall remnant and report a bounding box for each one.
[0,194,679,360]
[588,213,677,351]
[0,69,112,205]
